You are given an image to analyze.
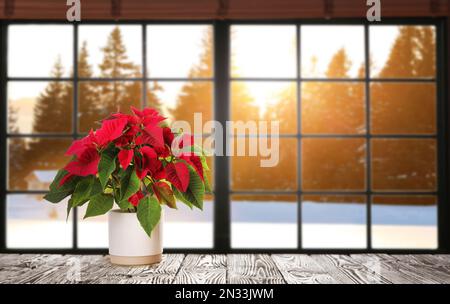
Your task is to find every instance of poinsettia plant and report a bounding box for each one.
[44,107,210,237]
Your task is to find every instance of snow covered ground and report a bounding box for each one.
[6,195,438,249]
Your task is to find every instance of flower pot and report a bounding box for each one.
[108,209,163,266]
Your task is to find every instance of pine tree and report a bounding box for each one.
[299,48,367,190]
[371,26,436,191]
[147,81,163,111]
[372,26,436,134]
[99,27,135,78]
[8,106,27,189]
[170,28,257,130]
[21,58,73,189]
[98,26,149,118]
[302,48,365,135]
[77,41,101,131]
[32,57,71,133]
[170,29,214,130]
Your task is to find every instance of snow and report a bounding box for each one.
[32,170,58,183]
[5,195,438,249]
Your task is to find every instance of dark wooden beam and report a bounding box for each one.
[216,0,229,19]
[4,0,14,17]
[323,0,333,19]
[0,0,448,20]
[111,0,121,19]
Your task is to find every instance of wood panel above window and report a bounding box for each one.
[0,0,449,20]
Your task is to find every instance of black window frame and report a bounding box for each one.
[0,18,448,254]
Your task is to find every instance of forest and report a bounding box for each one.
[8,25,437,206]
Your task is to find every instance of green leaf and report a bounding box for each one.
[44,169,80,203]
[116,198,134,210]
[119,167,140,202]
[90,178,103,197]
[48,169,68,189]
[174,165,204,210]
[84,194,114,219]
[198,155,211,192]
[153,182,177,209]
[203,173,212,193]
[71,176,102,207]
[173,188,193,209]
[66,198,74,221]
[199,154,210,171]
[98,148,117,189]
[137,196,161,237]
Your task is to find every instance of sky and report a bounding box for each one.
[7,24,403,132]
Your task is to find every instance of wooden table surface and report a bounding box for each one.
[1,254,450,284]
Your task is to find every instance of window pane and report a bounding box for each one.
[7,194,72,248]
[302,82,365,134]
[78,197,214,249]
[302,138,366,191]
[78,81,142,132]
[231,138,297,191]
[8,25,73,77]
[231,81,297,134]
[231,195,297,248]
[370,26,435,78]
[77,205,108,248]
[8,82,73,134]
[372,196,437,249]
[78,25,142,78]
[302,195,366,248]
[147,25,213,78]
[8,138,72,191]
[153,81,213,134]
[231,25,296,78]
[371,139,437,191]
[371,83,436,135]
[165,195,213,248]
[301,26,365,78]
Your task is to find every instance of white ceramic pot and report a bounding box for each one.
[108,209,163,265]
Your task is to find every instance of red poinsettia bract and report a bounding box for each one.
[46,106,208,237]
[58,106,207,207]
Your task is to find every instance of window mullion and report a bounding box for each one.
[364,23,372,250]
[72,23,79,250]
[213,21,231,251]
[296,24,302,250]
[142,24,147,108]
[0,23,8,252]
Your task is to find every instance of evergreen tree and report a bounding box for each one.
[299,48,366,190]
[170,29,214,130]
[147,80,163,111]
[20,58,73,189]
[170,28,256,132]
[97,26,151,119]
[99,27,135,78]
[371,26,436,191]
[8,106,27,189]
[372,26,436,134]
[77,41,101,131]
[377,26,435,78]
[32,57,71,133]
[302,48,364,135]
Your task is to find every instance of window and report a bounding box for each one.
[5,24,214,249]
[1,21,445,252]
